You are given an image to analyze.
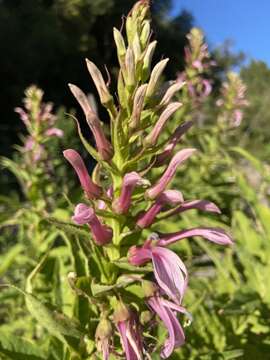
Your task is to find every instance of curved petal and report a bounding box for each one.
[158,227,233,246]
[151,247,188,303]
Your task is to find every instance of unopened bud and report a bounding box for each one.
[142,280,158,298]
[113,28,126,64]
[132,32,142,63]
[146,58,169,99]
[130,84,147,129]
[142,41,157,81]
[86,59,113,106]
[95,318,113,341]
[144,102,182,145]
[113,302,130,323]
[160,81,185,107]
[125,48,136,89]
[140,310,152,325]
[140,20,150,48]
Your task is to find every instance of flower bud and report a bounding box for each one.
[140,310,152,325]
[159,81,185,107]
[95,317,112,360]
[113,27,126,64]
[113,302,130,323]
[142,280,158,298]
[140,20,150,48]
[154,120,194,167]
[125,47,136,89]
[144,102,182,146]
[130,84,147,129]
[86,59,113,106]
[72,203,113,246]
[113,172,150,214]
[132,32,142,63]
[137,190,184,228]
[146,149,196,199]
[68,84,113,160]
[141,41,157,81]
[146,58,169,99]
[63,149,101,199]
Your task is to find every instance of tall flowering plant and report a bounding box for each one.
[59,2,233,358]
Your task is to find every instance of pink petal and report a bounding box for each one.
[146,149,196,199]
[63,149,101,199]
[158,227,233,246]
[151,247,188,303]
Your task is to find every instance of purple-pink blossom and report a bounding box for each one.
[113,172,150,214]
[129,241,188,304]
[63,149,102,199]
[146,148,196,199]
[136,190,184,228]
[147,296,189,358]
[72,203,112,245]
[69,84,113,160]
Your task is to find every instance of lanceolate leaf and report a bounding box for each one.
[0,331,46,360]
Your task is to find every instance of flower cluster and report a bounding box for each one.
[216,71,249,128]
[63,1,233,358]
[15,85,63,163]
[178,27,215,105]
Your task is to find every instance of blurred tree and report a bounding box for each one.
[240,60,270,159]
[0,0,193,157]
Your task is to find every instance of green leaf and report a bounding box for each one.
[45,216,90,238]
[0,244,24,276]
[113,258,152,273]
[222,349,244,359]
[230,147,263,172]
[0,331,47,360]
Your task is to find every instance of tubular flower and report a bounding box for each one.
[69,84,113,160]
[63,149,101,199]
[72,203,112,245]
[129,240,188,304]
[158,227,233,246]
[144,102,182,146]
[154,121,194,167]
[95,317,113,360]
[161,199,221,219]
[113,172,150,214]
[136,190,184,229]
[147,296,191,359]
[146,149,196,199]
[114,304,143,360]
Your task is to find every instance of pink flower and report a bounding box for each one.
[14,107,30,126]
[63,149,101,199]
[45,127,64,137]
[129,241,188,304]
[72,203,112,245]
[144,102,182,145]
[69,84,113,160]
[154,121,194,167]
[162,199,221,219]
[146,149,196,199]
[113,172,150,214]
[147,296,190,359]
[136,190,184,229]
[158,227,233,246]
[114,304,143,360]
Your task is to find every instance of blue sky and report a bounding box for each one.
[171,0,270,65]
